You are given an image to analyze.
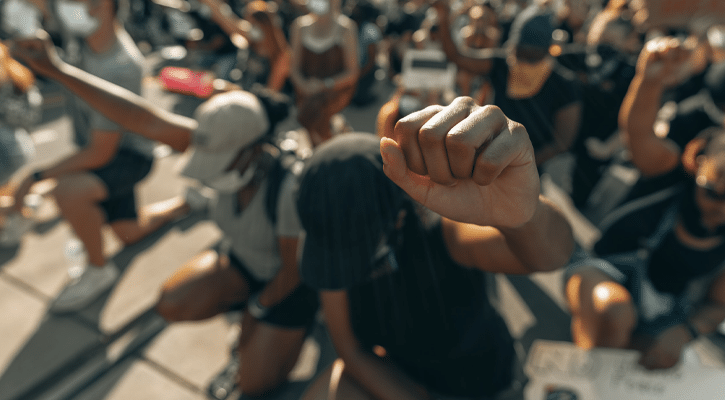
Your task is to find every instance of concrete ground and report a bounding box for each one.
[2,55,725,400]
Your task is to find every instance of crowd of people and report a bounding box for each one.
[2,0,725,398]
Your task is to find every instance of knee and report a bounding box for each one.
[592,285,637,335]
[155,290,188,322]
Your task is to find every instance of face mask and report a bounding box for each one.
[307,0,330,15]
[203,160,258,193]
[57,1,99,37]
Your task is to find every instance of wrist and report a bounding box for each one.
[247,292,269,319]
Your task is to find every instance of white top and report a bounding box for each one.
[211,173,302,281]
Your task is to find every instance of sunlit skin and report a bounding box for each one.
[694,149,725,232]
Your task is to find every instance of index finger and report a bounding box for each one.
[445,104,509,179]
[392,105,444,176]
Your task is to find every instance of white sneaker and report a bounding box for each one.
[0,213,34,247]
[50,262,119,313]
[184,186,212,212]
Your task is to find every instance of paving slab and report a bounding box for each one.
[0,311,101,400]
[73,357,207,400]
[2,222,79,299]
[0,276,48,377]
[144,315,235,390]
[77,220,222,335]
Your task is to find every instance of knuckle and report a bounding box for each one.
[445,130,472,152]
[418,125,444,146]
[451,95,478,110]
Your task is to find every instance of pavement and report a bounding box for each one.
[2,54,725,400]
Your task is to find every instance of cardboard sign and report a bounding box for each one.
[524,340,725,400]
[400,49,457,91]
[638,0,725,28]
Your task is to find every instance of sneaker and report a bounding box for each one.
[0,212,34,247]
[50,262,120,313]
[184,186,212,212]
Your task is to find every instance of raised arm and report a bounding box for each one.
[618,37,692,177]
[431,0,502,75]
[10,32,196,152]
[382,97,574,274]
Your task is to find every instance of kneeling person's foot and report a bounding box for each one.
[50,262,119,313]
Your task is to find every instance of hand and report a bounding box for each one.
[635,36,693,87]
[381,97,540,228]
[12,175,36,213]
[638,324,691,370]
[8,30,63,78]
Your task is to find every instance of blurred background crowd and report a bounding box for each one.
[3,0,725,399]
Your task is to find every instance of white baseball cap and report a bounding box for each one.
[179,91,269,181]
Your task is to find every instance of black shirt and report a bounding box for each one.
[595,185,725,296]
[489,58,581,152]
[302,205,515,397]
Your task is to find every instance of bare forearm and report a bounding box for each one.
[341,350,431,400]
[497,195,574,272]
[52,63,194,151]
[619,75,665,158]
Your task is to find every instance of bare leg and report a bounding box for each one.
[300,359,375,400]
[110,195,190,246]
[235,318,310,396]
[52,173,110,267]
[565,267,638,349]
[156,249,250,322]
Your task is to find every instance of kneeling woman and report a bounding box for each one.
[12,35,317,396]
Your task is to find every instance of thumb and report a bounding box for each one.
[380,137,431,203]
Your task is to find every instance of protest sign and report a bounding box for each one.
[524,340,725,400]
[637,0,725,28]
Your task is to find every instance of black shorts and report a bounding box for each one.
[228,251,319,329]
[91,149,153,223]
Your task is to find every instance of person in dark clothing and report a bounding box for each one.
[565,126,725,370]
[433,1,582,167]
[619,37,725,201]
[297,98,574,400]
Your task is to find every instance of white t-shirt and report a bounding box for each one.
[210,174,302,281]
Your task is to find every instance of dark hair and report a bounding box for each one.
[249,84,291,138]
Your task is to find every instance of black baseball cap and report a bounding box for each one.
[507,5,554,51]
[296,133,407,290]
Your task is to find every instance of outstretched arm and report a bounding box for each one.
[382,97,574,274]
[10,32,196,152]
